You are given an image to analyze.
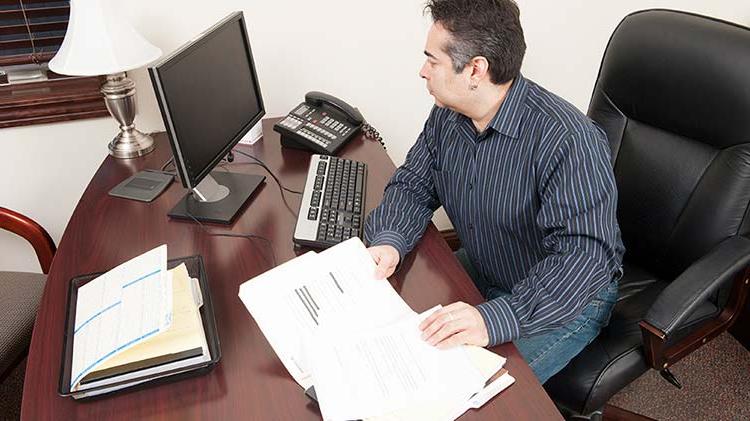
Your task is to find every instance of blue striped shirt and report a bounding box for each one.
[365,76,625,346]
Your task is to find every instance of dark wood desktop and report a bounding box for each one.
[21,118,562,420]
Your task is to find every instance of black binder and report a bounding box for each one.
[58,255,221,399]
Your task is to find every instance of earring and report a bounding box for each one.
[470,84,478,91]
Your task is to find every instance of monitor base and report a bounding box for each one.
[168,171,265,224]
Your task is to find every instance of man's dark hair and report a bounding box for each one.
[425,0,526,85]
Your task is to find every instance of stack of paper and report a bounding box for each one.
[239,238,514,420]
[66,245,211,399]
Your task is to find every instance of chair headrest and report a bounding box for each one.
[597,9,750,148]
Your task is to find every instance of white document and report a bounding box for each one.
[365,346,512,421]
[312,238,413,330]
[239,251,320,388]
[310,308,486,421]
[70,245,172,390]
[238,238,412,389]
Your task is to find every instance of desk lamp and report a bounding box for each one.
[49,0,162,158]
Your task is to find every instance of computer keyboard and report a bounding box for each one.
[293,154,367,248]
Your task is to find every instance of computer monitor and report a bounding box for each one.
[149,11,266,224]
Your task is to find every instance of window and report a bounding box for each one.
[0,0,108,128]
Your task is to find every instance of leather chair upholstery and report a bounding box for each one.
[544,10,750,418]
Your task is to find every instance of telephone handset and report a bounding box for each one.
[273,91,383,155]
[305,91,364,125]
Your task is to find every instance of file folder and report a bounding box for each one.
[57,255,221,399]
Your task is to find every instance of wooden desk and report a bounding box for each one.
[22,119,562,420]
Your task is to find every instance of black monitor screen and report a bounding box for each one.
[149,12,264,189]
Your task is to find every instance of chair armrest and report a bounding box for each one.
[644,235,750,337]
[0,207,56,274]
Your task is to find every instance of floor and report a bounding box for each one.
[609,332,750,420]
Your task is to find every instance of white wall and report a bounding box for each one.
[2,1,749,273]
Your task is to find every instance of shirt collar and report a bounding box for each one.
[487,75,528,138]
[448,74,529,139]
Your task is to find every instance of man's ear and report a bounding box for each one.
[469,56,490,83]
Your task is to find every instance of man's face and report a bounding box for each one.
[419,23,471,110]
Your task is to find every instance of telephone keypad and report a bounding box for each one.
[305,122,337,140]
[279,115,303,130]
[299,128,331,148]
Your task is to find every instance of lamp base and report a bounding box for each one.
[102,72,155,159]
[108,129,155,159]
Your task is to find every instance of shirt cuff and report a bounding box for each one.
[476,296,522,346]
[368,230,408,263]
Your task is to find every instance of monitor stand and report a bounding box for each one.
[168,171,265,224]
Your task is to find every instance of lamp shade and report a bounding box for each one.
[49,0,162,76]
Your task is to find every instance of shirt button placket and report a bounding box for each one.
[468,143,477,233]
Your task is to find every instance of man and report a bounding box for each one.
[364,0,625,384]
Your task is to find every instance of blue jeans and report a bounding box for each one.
[455,249,619,384]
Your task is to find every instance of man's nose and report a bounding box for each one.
[419,63,428,79]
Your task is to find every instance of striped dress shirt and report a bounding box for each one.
[365,76,625,346]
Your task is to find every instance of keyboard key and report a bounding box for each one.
[356,172,364,194]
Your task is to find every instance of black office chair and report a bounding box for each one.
[544,10,750,419]
[0,207,55,383]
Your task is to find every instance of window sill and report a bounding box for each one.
[0,75,109,129]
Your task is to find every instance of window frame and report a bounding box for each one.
[0,0,108,128]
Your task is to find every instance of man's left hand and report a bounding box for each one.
[418,302,490,349]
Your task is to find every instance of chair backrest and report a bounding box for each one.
[589,9,750,280]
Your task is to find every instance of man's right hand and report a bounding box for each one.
[368,245,400,279]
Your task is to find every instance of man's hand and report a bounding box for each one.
[419,302,490,349]
[368,245,400,279]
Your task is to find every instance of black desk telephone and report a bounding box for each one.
[274,91,381,155]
